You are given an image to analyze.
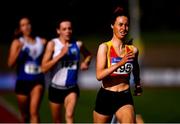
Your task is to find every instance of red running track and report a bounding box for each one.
[0,102,20,123]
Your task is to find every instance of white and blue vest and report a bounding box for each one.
[49,38,80,88]
[16,36,44,81]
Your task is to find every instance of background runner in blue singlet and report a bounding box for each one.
[41,18,92,123]
[8,17,47,123]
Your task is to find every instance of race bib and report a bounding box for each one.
[61,61,78,70]
[24,62,41,74]
[111,58,133,75]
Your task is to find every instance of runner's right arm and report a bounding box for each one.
[41,41,68,73]
[8,39,23,68]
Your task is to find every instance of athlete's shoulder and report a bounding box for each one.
[12,38,21,43]
[46,40,55,50]
[11,38,23,47]
[98,42,109,52]
[50,38,61,45]
[51,38,59,43]
[101,40,112,47]
[76,40,83,48]
[38,37,47,45]
[103,40,112,45]
[126,44,139,54]
[132,45,139,54]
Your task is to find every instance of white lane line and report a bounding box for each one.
[0,96,21,120]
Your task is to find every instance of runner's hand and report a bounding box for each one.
[134,84,143,96]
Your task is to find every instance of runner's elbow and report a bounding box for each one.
[96,73,103,81]
[41,64,48,73]
[7,60,14,68]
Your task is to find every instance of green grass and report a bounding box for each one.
[1,87,180,123]
[134,87,180,123]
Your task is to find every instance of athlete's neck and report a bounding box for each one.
[111,35,123,48]
[23,35,35,44]
[59,36,70,44]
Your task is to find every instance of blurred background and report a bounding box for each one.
[0,0,180,123]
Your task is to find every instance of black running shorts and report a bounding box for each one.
[15,79,45,96]
[48,85,80,104]
[94,87,134,116]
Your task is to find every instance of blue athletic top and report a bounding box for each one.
[48,38,80,88]
[16,37,44,81]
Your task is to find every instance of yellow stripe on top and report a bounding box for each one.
[105,41,134,67]
[105,41,112,68]
[125,45,134,54]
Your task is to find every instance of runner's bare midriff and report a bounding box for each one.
[102,75,130,92]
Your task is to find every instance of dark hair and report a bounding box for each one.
[56,17,72,29]
[13,16,35,39]
[111,7,132,45]
[13,28,23,39]
[111,6,130,25]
